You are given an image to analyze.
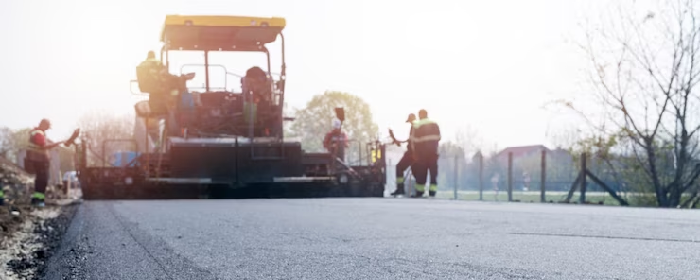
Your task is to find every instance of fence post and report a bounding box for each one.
[388,159,392,196]
[479,153,483,201]
[540,149,546,203]
[508,152,513,202]
[580,152,587,204]
[453,154,458,200]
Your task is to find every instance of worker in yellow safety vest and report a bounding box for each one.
[409,109,441,198]
[25,119,64,207]
[137,51,174,114]
[136,50,196,136]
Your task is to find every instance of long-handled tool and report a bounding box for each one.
[63,129,81,147]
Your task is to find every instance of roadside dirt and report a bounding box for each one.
[0,205,31,237]
[1,200,79,280]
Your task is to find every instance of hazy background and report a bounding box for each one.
[0,0,609,152]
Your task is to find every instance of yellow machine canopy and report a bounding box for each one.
[160,15,286,51]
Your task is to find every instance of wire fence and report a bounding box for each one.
[382,147,694,207]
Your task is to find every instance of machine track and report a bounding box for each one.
[81,181,384,200]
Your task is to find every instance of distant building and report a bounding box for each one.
[548,147,574,162]
[495,145,551,164]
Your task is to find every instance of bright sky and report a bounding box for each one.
[0,0,611,153]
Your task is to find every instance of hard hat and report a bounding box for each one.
[405,113,416,123]
[332,119,342,129]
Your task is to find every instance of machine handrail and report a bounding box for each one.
[130,79,148,96]
[179,63,229,91]
[226,72,244,79]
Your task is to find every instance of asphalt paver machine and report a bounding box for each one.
[77,15,387,199]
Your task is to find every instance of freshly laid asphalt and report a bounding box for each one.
[42,198,700,279]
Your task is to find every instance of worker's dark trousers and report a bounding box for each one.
[412,158,438,196]
[149,92,168,115]
[395,151,413,184]
[28,160,49,201]
[329,145,345,162]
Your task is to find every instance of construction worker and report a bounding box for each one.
[323,119,349,162]
[410,109,441,198]
[136,51,169,114]
[25,119,64,207]
[390,113,417,196]
[241,66,270,130]
[136,51,196,138]
[136,51,195,114]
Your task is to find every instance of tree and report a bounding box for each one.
[483,150,505,191]
[438,141,468,191]
[282,102,300,140]
[58,146,76,172]
[0,127,16,160]
[454,124,484,163]
[548,128,582,150]
[289,91,379,165]
[0,127,33,165]
[566,0,700,207]
[77,111,135,167]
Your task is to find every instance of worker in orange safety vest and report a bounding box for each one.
[323,119,349,162]
[24,119,65,207]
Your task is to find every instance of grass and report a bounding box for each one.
[429,190,692,207]
[429,190,700,208]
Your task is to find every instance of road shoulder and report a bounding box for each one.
[1,199,79,280]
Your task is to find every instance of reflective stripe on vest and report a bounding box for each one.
[410,119,441,143]
[412,134,441,143]
[410,118,441,157]
[138,59,166,81]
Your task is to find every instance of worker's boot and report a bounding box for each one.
[31,192,45,208]
[390,183,405,196]
[429,191,436,198]
[31,198,44,208]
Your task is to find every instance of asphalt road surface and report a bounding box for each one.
[43,199,700,280]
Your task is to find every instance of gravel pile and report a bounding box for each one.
[1,201,78,280]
